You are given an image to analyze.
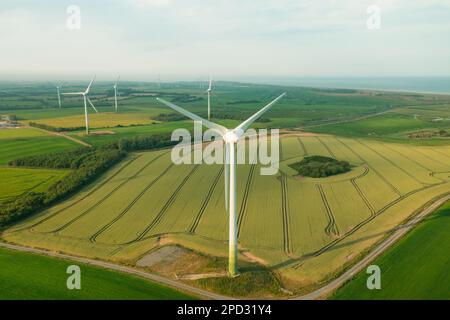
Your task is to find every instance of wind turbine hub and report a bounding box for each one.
[223,130,239,144]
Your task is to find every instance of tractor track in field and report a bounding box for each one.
[291,180,449,268]
[350,166,376,216]
[20,175,57,198]
[297,137,308,156]
[415,147,450,167]
[335,138,402,197]
[280,173,292,255]
[189,167,224,234]
[380,142,447,183]
[127,165,200,244]
[429,148,450,160]
[316,136,336,158]
[237,164,256,237]
[317,185,339,237]
[357,139,427,186]
[293,192,450,300]
[11,155,143,233]
[48,153,167,234]
[89,163,175,243]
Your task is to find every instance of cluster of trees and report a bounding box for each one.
[1,147,125,226]
[153,113,187,122]
[408,129,449,139]
[289,155,351,178]
[114,134,177,151]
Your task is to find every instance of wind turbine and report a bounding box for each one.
[56,83,64,108]
[156,92,286,276]
[206,77,212,120]
[62,76,98,135]
[113,75,120,112]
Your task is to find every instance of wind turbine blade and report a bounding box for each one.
[85,75,96,94]
[115,75,120,87]
[87,97,99,113]
[156,97,227,135]
[233,92,286,135]
[62,92,84,95]
[208,78,212,91]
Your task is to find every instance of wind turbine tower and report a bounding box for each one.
[156,92,286,276]
[114,75,120,112]
[56,84,63,108]
[207,77,212,120]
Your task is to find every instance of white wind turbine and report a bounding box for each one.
[62,76,98,135]
[56,83,64,108]
[206,77,212,120]
[156,92,286,276]
[113,75,120,112]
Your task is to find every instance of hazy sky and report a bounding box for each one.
[1,0,450,80]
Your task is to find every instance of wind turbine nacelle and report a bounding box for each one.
[223,130,239,144]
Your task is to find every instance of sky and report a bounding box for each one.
[1,0,450,81]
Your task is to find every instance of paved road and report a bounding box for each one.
[292,193,450,300]
[1,194,448,300]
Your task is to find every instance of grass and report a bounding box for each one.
[309,112,450,143]
[332,201,450,300]
[0,168,68,204]
[0,247,195,300]
[4,135,449,293]
[0,128,79,165]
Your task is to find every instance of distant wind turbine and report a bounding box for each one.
[56,83,64,108]
[156,91,286,276]
[206,77,212,120]
[62,76,98,135]
[113,75,120,112]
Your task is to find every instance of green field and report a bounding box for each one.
[333,201,450,300]
[0,128,79,165]
[0,168,68,204]
[4,135,449,293]
[0,247,194,299]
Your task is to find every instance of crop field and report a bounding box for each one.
[333,201,450,300]
[31,112,159,129]
[0,247,194,299]
[0,168,68,204]
[0,127,79,164]
[4,134,449,291]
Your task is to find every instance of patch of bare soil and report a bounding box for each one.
[136,246,189,268]
[137,245,227,278]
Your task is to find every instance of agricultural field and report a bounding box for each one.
[0,127,79,164]
[3,81,450,144]
[4,134,449,294]
[0,168,68,204]
[333,201,450,300]
[30,112,158,129]
[0,247,194,300]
